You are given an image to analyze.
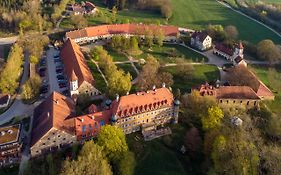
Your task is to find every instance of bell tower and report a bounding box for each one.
[70,70,79,97]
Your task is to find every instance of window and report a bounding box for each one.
[247,101,250,105]
[58,135,61,138]
[95,122,98,129]
[82,125,86,133]
[89,124,93,131]
[100,120,105,126]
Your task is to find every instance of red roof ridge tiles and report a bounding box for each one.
[31,92,75,146]
[60,39,94,86]
[65,24,179,40]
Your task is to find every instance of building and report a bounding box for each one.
[0,94,10,109]
[64,24,179,44]
[213,42,245,65]
[70,1,97,15]
[234,56,247,67]
[0,124,22,167]
[60,39,100,99]
[30,92,77,157]
[190,31,212,51]
[198,83,261,108]
[74,86,180,141]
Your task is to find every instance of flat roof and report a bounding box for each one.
[0,124,21,146]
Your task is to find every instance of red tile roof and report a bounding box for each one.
[111,87,174,118]
[60,39,94,86]
[75,110,111,140]
[191,31,209,42]
[31,92,76,146]
[65,24,179,40]
[214,43,234,56]
[216,86,260,100]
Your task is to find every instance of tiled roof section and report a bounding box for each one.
[111,87,174,118]
[256,82,274,97]
[70,69,78,81]
[31,92,76,146]
[75,110,111,140]
[65,24,179,39]
[216,86,260,100]
[85,1,95,8]
[0,124,20,146]
[215,43,234,56]
[191,31,209,42]
[60,39,94,86]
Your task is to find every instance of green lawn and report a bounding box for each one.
[104,48,129,62]
[245,0,281,4]
[162,64,220,93]
[87,60,107,92]
[137,44,207,64]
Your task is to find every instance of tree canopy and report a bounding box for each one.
[201,106,224,130]
[60,141,112,175]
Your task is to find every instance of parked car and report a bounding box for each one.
[39,68,46,77]
[62,90,70,96]
[54,54,60,58]
[57,75,65,80]
[42,79,48,85]
[40,85,48,94]
[56,68,63,74]
[54,58,61,63]
[40,59,46,67]
[56,65,63,69]
[58,79,67,84]
[59,82,67,88]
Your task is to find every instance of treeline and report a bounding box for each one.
[91,46,132,98]
[104,0,173,19]
[0,44,24,94]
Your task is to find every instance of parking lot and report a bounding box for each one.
[41,45,69,97]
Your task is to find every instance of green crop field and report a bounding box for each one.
[169,0,281,44]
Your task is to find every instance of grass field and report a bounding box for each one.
[136,44,207,64]
[87,60,107,92]
[117,63,138,79]
[249,65,281,114]
[245,0,281,4]
[169,0,281,44]
[162,64,220,93]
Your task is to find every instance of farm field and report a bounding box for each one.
[169,0,281,44]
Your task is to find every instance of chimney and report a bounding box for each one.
[126,92,129,96]
[153,85,156,91]
[55,100,59,105]
[116,94,120,102]
[162,83,166,88]
[81,118,84,122]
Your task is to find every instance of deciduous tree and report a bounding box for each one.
[257,39,281,63]
[201,106,224,130]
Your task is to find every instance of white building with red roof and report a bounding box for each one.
[213,42,245,65]
[190,31,212,51]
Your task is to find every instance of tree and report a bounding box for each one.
[111,6,117,23]
[70,14,88,29]
[268,68,281,91]
[60,141,112,175]
[0,43,24,94]
[224,25,239,40]
[175,57,194,80]
[128,36,142,55]
[155,29,165,46]
[184,127,202,157]
[21,74,41,101]
[226,66,260,92]
[206,24,226,42]
[137,55,173,91]
[144,29,154,47]
[118,151,136,175]
[107,69,132,98]
[97,125,128,161]
[261,145,281,175]
[201,106,224,130]
[257,39,281,63]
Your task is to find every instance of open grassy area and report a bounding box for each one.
[104,47,129,62]
[245,0,281,4]
[249,65,281,114]
[127,122,204,175]
[162,64,220,93]
[87,60,107,93]
[169,0,281,44]
[136,44,207,64]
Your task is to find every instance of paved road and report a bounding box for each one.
[0,54,39,125]
[0,36,18,45]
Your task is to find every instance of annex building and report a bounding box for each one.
[0,124,22,167]
[60,38,100,99]
[64,24,180,44]
[190,31,212,51]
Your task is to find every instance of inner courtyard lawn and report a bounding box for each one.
[162,64,220,93]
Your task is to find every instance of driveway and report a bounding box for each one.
[46,46,68,95]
